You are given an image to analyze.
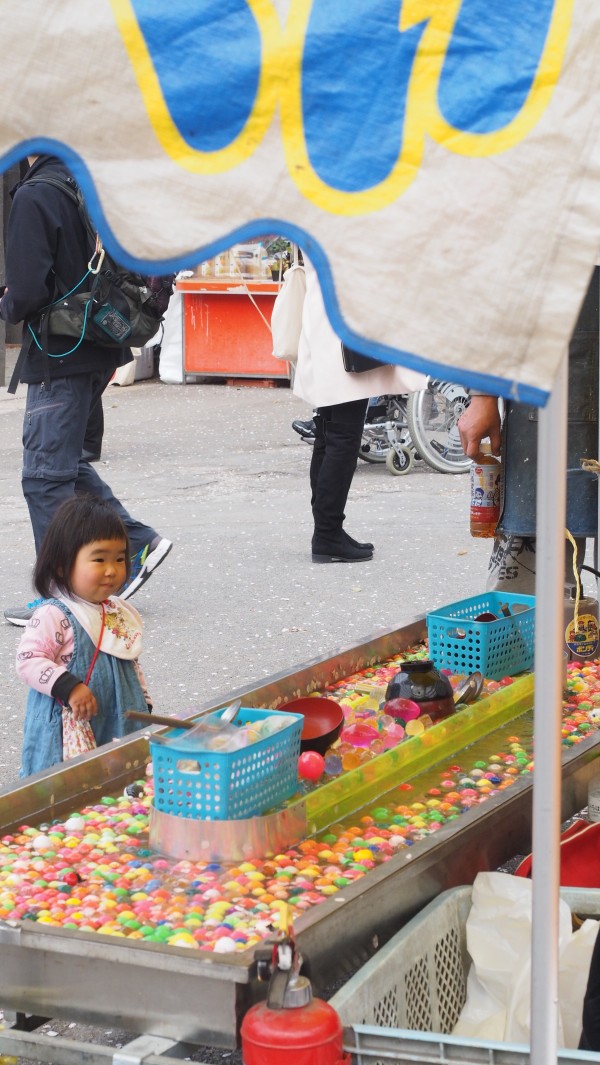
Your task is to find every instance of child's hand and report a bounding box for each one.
[66,684,98,720]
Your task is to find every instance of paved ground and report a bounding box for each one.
[0,361,492,784]
[0,357,494,1063]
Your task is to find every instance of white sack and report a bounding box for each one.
[270,265,306,362]
[158,290,183,385]
[453,872,599,1048]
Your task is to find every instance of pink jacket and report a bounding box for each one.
[16,602,150,702]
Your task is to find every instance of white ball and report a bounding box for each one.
[64,816,86,832]
[213,936,237,953]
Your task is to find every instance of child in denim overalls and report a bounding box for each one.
[16,495,152,777]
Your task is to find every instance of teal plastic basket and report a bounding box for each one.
[150,707,303,821]
[426,592,535,680]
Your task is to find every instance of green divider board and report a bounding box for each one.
[294,673,535,834]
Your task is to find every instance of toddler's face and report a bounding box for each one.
[71,539,128,603]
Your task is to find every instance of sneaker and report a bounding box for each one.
[292,418,316,441]
[4,598,44,627]
[119,536,173,600]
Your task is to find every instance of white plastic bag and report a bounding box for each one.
[111,356,137,387]
[453,871,599,1048]
[159,288,184,384]
[270,264,306,361]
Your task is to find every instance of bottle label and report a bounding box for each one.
[566,613,599,659]
[470,463,501,520]
[588,789,600,823]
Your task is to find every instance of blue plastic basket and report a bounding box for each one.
[150,708,303,821]
[426,592,535,680]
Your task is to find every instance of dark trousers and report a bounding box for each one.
[310,398,368,535]
[83,394,104,459]
[22,370,157,555]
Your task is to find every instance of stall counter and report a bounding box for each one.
[177,277,291,383]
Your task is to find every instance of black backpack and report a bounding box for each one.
[7,173,175,393]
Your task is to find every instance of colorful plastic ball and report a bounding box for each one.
[339,723,379,748]
[61,871,82,886]
[323,754,343,776]
[298,751,326,781]
[124,783,144,798]
[382,698,421,722]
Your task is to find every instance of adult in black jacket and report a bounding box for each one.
[0,155,172,625]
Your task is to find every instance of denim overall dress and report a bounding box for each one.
[20,599,150,777]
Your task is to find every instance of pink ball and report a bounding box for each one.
[383,698,421,723]
[298,751,326,781]
[339,723,379,748]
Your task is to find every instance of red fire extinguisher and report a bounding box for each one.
[241,911,350,1065]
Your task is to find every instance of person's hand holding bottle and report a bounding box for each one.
[458,394,502,459]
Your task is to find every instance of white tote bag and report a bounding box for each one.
[270,264,306,361]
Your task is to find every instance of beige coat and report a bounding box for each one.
[293,257,426,408]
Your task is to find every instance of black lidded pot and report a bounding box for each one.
[385,659,455,723]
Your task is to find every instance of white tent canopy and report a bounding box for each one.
[2,0,600,402]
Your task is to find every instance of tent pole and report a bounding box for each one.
[530,350,568,1065]
[597,269,600,609]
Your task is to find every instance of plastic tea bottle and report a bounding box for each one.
[470,444,501,538]
[588,771,600,822]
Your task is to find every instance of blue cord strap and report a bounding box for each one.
[27,266,93,357]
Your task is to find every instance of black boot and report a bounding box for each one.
[311,413,374,563]
[311,428,373,550]
[309,413,327,505]
[312,531,373,563]
[340,528,374,552]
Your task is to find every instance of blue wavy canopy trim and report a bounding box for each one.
[0,138,550,407]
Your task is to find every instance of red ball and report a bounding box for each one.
[298,751,326,781]
[62,871,81,886]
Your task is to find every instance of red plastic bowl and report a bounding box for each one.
[279,697,345,755]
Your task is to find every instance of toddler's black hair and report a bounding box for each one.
[33,494,130,599]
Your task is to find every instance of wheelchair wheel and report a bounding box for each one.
[358,427,389,464]
[406,384,471,474]
[386,445,414,476]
